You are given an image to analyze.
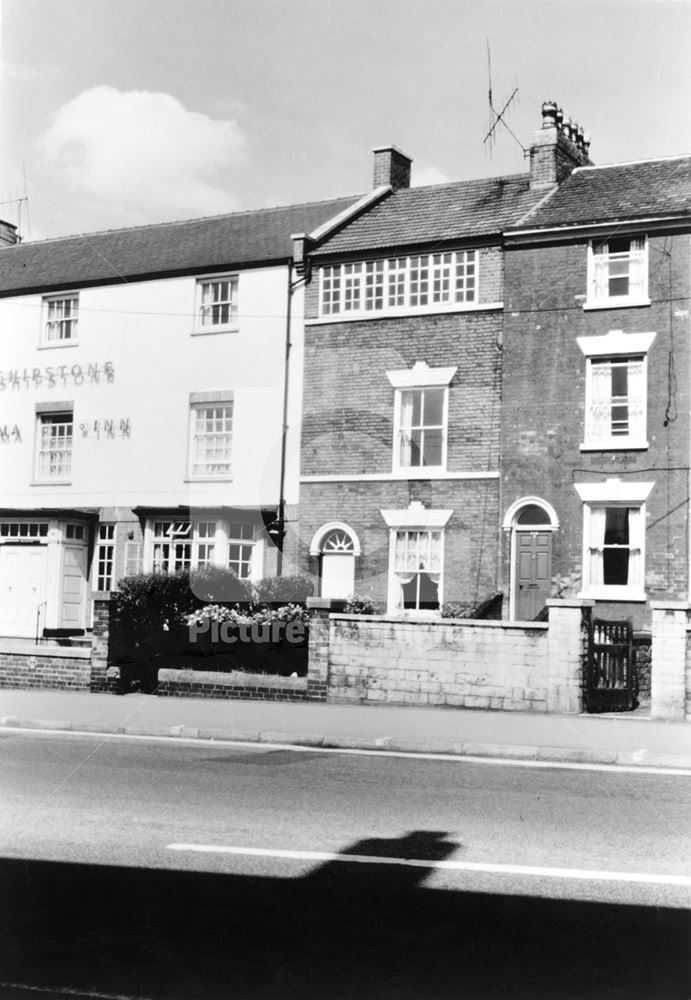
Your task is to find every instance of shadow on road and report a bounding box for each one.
[0,830,688,999]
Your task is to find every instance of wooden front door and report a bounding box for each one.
[515,530,551,620]
[60,545,87,629]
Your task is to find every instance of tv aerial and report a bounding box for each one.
[484,41,526,157]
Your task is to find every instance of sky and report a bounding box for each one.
[0,0,689,241]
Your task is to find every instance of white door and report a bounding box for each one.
[60,546,88,629]
[320,553,355,599]
[0,546,48,637]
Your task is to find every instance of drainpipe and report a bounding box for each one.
[274,259,308,576]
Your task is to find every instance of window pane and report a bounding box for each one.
[603,547,629,586]
[423,388,444,426]
[604,507,629,545]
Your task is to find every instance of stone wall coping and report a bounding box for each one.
[0,642,91,659]
[158,668,308,689]
[650,601,690,611]
[307,597,348,611]
[546,598,595,608]
[328,612,548,631]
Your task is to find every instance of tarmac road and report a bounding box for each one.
[1,729,690,999]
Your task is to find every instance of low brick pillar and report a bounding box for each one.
[306,597,346,701]
[91,595,112,692]
[651,601,689,721]
[546,598,593,714]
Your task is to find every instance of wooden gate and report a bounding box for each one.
[584,617,638,713]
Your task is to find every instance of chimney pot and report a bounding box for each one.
[372,145,412,191]
[556,108,564,130]
[541,101,558,128]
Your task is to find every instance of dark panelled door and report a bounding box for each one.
[516,530,551,620]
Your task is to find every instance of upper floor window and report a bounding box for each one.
[196,275,238,331]
[586,237,648,308]
[188,392,233,479]
[35,408,73,481]
[387,361,456,476]
[43,294,79,344]
[320,251,477,317]
[578,330,655,451]
[397,387,445,469]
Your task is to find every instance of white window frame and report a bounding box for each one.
[319,251,478,318]
[95,524,116,592]
[227,520,256,580]
[585,236,649,309]
[381,503,452,615]
[34,406,74,483]
[387,362,456,477]
[187,393,234,480]
[195,274,239,333]
[578,330,655,451]
[575,479,654,601]
[41,293,79,346]
[147,519,221,574]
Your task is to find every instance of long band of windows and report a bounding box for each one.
[321,252,477,316]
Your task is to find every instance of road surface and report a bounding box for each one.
[0,729,689,999]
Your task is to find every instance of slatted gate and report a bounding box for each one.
[584,617,638,713]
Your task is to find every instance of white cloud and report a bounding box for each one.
[39,86,248,228]
[412,165,454,187]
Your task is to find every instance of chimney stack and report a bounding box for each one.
[529,101,593,189]
[0,219,19,246]
[372,145,412,190]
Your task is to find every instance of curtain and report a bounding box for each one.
[587,506,606,586]
[399,393,414,466]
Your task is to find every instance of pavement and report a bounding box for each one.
[1,687,690,769]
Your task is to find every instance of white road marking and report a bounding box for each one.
[0,982,148,999]
[4,725,691,776]
[166,843,691,888]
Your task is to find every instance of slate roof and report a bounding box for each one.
[511,156,691,231]
[0,195,361,296]
[310,174,545,257]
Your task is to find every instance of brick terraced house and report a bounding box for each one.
[0,196,361,639]
[295,104,691,629]
[293,114,589,614]
[503,118,691,627]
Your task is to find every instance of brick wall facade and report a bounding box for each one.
[0,647,92,690]
[502,232,691,628]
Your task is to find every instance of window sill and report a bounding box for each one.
[580,440,648,452]
[30,479,72,486]
[392,465,446,478]
[583,298,650,311]
[578,587,647,602]
[307,302,504,325]
[37,341,79,350]
[191,326,239,336]
[184,476,233,483]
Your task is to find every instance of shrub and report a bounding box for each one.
[440,602,471,619]
[113,571,197,628]
[253,575,314,604]
[343,595,379,616]
[190,565,255,604]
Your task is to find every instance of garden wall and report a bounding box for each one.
[0,643,92,691]
[308,598,588,714]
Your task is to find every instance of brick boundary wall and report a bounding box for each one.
[156,669,311,702]
[0,646,92,691]
[308,598,588,714]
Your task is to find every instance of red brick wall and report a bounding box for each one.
[502,231,691,627]
[302,311,502,477]
[0,651,91,690]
